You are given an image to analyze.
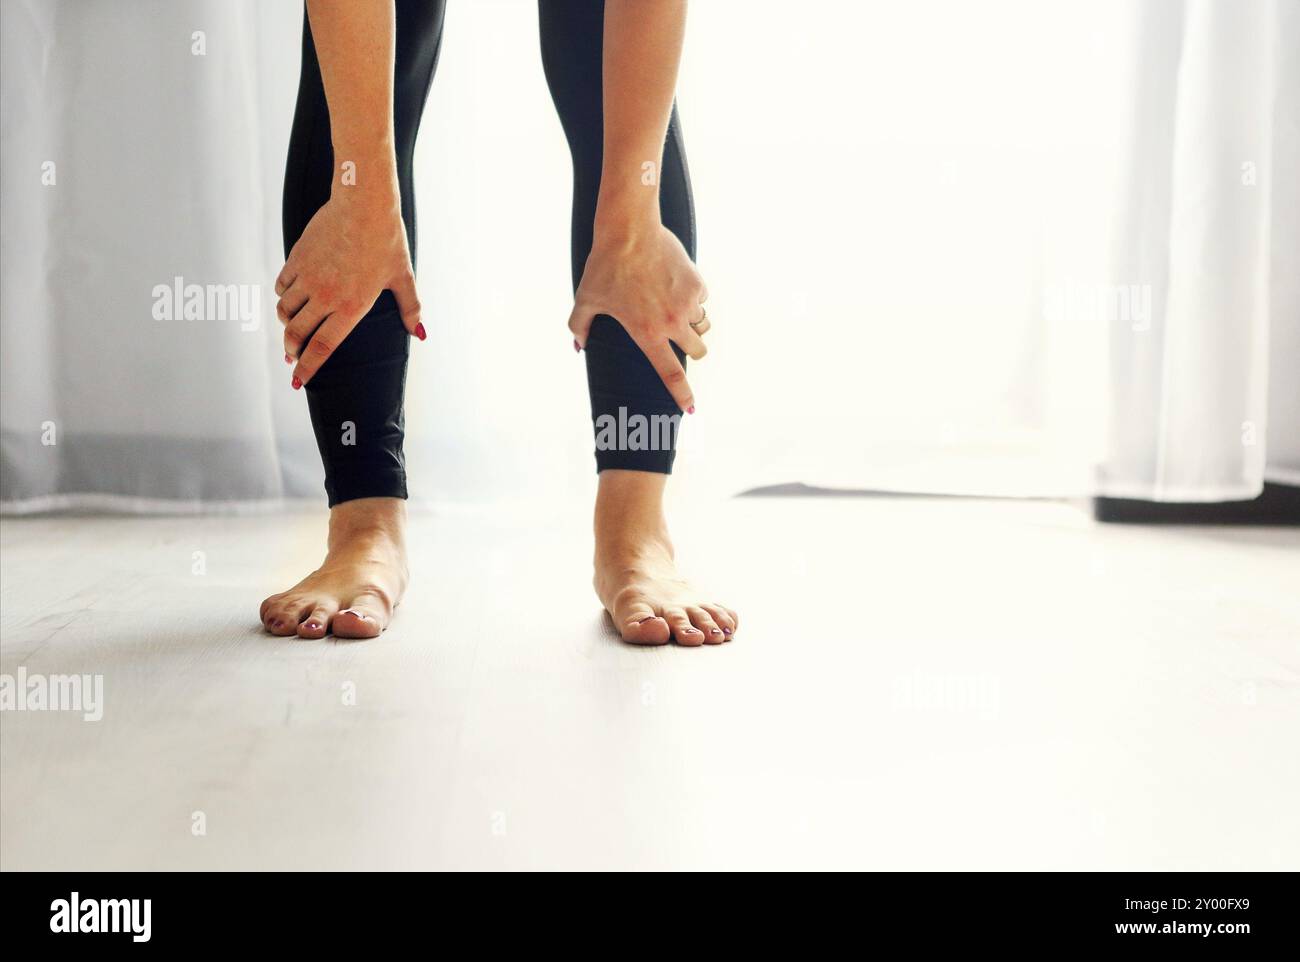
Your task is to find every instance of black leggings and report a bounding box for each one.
[283,0,696,506]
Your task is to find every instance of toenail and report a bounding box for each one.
[636,615,656,624]
[305,621,320,631]
[710,628,723,635]
[723,627,733,635]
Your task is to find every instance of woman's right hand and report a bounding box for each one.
[275,187,424,389]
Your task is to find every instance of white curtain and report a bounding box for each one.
[2,0,1295,513]
[0,0,311,511]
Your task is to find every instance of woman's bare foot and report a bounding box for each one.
[259,497,408,640]
[593,470,738,647]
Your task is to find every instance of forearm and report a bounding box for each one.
[305,0,399,203]
[595,0,688,239]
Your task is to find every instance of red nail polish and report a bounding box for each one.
[573,339,582,353]
[687,405,695,414]
[284,353,293,365]
[415,322,426,341]
[291,376,302,390]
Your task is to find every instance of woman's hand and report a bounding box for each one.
[568,223,709,413]
[275,188,424,389]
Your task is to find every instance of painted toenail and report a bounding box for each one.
[710,628,722,635]
[723,627,733,635]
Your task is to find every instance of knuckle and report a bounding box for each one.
[307,335,335,358]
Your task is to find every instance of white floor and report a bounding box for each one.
[1,495,1297,871]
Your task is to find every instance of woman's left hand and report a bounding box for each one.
[567,223,709,414]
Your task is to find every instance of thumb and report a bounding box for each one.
[393,268,425,341]
[568,299,597,351]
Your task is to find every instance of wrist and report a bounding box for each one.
[593,191,661,249]
[328,141,400,205]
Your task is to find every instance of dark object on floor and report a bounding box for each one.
[1094,483,1300,525]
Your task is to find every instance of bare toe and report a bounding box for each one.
[333,592,389,639]
[701,603,736,639]
[687,606,725,645]
[621,608,672,645]
[662,606,705,647]
[297,604,336,639]
[265,598,307,636]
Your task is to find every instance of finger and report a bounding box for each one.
[276,281,310,325]
[392,269,426,341]
[644,341,695,413]
[567,299,598,350]
[689,305,711,337]
[283,299,330,361]
[676,324,708,361]
[291,313,355,388]
[275,260,298,296]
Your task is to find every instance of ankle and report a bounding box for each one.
[327,497,407,554]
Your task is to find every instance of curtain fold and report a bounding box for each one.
[0,0,313,512]
[1098,0,1297,501]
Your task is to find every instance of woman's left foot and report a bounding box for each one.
[593,470,738,647]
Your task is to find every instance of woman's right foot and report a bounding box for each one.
[259,497,409,640]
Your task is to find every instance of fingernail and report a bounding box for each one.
[284,353,293,365]
[415,322,427,341]
[291,376,302,390]
[687,405,695,414]
[573,339,582,353]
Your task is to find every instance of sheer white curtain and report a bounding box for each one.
[1099,0,1300,499]
[0,0,312,511]
[2,0,1295,513]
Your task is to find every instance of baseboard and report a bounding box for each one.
[1094,482,1300,525]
